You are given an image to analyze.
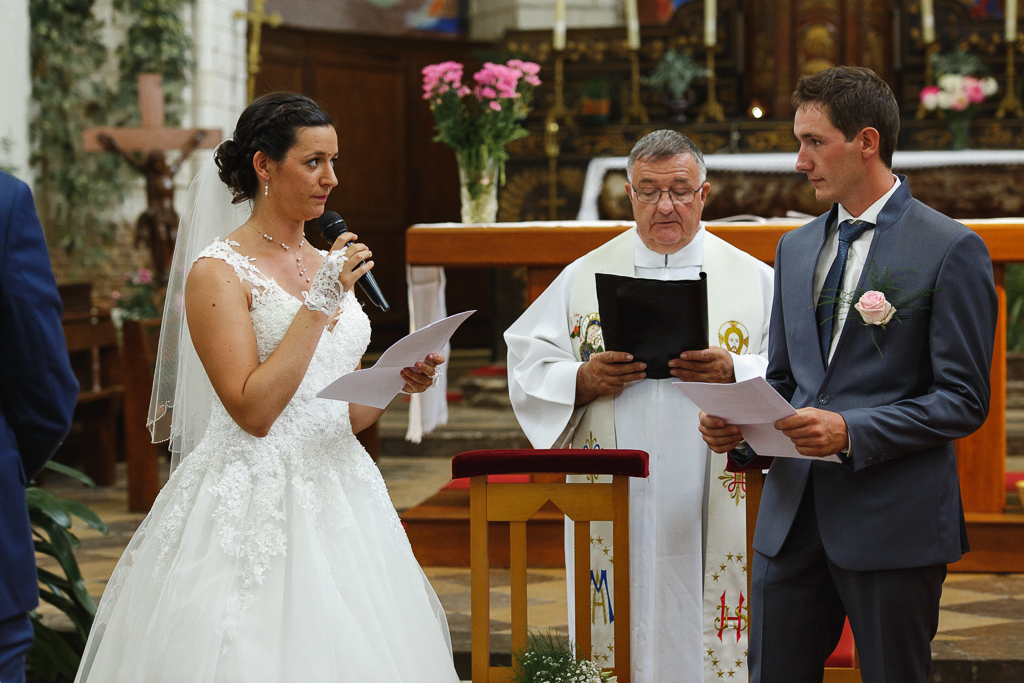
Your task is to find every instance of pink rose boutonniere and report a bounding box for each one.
[853,291,896,327]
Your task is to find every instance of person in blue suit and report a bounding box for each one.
[699,67,998,682]
[0,170,79,683]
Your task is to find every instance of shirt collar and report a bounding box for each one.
[633,224,705,268]
[837,175,901,227]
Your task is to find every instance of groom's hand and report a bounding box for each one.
[575,351,646,406]
[669,347,735,383]
[775,408,849,457]
[699,411,744,453]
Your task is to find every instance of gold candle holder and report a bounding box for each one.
[697,49,725,123]
[997,41,1024,119]
[916,42,941,119]
[545,118,561,220]
[621,49,649,124]
[548,52,573,126]
[543,50,572,221]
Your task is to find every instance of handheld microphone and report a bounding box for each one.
[317,211,390,312]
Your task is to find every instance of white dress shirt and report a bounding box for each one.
[813,176,901,363]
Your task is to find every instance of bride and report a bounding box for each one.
[75,93,460,682]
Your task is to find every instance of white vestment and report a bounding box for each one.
[505,226,773,683]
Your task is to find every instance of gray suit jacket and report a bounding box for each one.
[747,177,996,571]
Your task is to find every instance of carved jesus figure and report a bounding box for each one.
[98,131,206,283]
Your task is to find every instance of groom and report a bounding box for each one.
[700,67,997,682]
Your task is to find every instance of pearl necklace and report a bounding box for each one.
[251,225,309,282]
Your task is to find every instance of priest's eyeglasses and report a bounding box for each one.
[631,185,701,205]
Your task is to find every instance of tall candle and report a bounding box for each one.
[921,0,935,44]
[704,0,717,47]
[1007,0,1019,43]
[624,0,640,50]
[554,0,566,51]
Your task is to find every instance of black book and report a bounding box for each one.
[595,272,709,380]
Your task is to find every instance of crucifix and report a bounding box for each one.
[236,0,283,104]
[84,73,222,284]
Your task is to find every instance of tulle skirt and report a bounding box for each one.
[74,435,459,683]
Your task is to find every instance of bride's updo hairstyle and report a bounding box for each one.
[215,92,333,204]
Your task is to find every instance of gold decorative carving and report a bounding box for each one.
[499,166,586,223]
[978,122,1015,147]
[747,129,799,153]
[910,128,951,148]
[689,133,729,154]
[572,130,647,157]
[799,24,838,76]
[864,30,885,76]
[507,135,546,158]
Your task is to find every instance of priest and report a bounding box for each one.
[505,130,773,683]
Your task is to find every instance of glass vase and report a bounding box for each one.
[456,149,499,224]
[948,117,971,151]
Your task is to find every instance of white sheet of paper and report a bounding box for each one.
[316,310,475,409]
[672,377,842,463]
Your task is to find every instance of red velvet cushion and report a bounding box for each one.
[824,618,856,668]
[451,449,649,479]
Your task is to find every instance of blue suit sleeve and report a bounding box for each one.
[0,179,79,482]
[765,233,797,402]
[841,230,997,470]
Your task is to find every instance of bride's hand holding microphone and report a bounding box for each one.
[328,231,373,293]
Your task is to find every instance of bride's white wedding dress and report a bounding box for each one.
[76,241,460,683]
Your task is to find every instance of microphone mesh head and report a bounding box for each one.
[318,211,346,242]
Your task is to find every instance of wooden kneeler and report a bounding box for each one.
[452,449,650,683]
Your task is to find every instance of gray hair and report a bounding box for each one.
[626,130,707,185]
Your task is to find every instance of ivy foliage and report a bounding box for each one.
[113,0,195,127]
[29,0,128,273]
[29,0,194,277]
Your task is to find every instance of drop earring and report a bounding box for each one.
[264,180,269,196]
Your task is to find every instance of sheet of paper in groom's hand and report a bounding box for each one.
[596,272,709,380]
[317,310,475,409]
[672,377,842,463]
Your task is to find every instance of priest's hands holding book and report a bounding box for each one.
[698,407,849,457]
[574,352,646,406]
[668,347,735,384]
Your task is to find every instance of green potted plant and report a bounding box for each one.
[577,80,612,126]
[644,49,709,123]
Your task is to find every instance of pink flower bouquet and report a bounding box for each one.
[422,59,541,220]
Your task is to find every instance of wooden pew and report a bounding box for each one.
[62,307,123,486]
[121,318,163,511]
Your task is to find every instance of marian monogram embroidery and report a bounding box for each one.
[718,320,750,355]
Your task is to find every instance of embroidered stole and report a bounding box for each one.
[566,227,763,680]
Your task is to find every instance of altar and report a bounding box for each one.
[406,218,1024,572]
[574,150,1024,223]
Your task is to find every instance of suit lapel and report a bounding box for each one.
[826,177,915,369]
[784,208,836,381]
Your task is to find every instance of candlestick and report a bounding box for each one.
[554,0,566,51]
[1008,0,1019,43]
[915,42,940,119]
[621,50,649,124]
[624,0,640,50]
[921,0,935,44]
[997,41,1024,118]
[697,49,725,122]
[704,0,717,47]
